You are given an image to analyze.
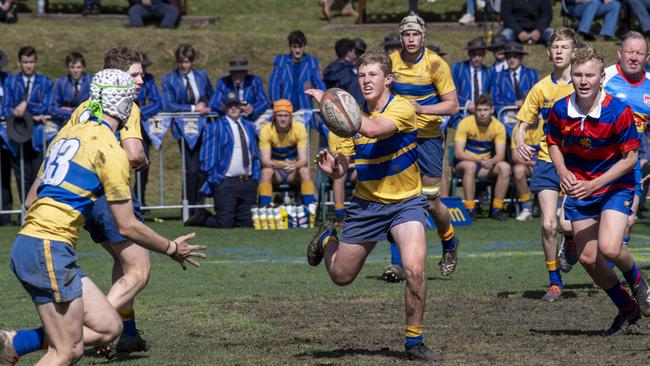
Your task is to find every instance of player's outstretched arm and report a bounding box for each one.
[109,200,207,270]
[315,150,348,179]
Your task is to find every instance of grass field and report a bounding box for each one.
[2,217,650,365]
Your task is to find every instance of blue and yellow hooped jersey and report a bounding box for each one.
[390,48,456,139]
[20,120,132,246]
[258,121,308,161]
[455,116,506,159]
[336,94,421,203]
[62,100,143,141]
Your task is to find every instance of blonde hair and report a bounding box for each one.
[548,27,577,48]
[356,52,392,77]
[571,45,604,73]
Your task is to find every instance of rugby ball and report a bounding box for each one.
[320,88,361,138]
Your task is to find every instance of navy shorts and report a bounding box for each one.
[10,235,84,304]
[85,194,144,245]
[564,189,634,221]
[341,195,427,244]
[530,160,560,194]
[417,137,444,178]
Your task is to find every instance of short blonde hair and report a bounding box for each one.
[548,27,577,48]
[356,52,392,77]
[571,45,604,72]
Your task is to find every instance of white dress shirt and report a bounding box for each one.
[225,116,251,177]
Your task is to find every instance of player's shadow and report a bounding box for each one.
[364,275,452,281]
[529,328,605,337]
[298,347,407,360]
[563,283,597,290]
[521,290,577,299]
[83,349,149,363]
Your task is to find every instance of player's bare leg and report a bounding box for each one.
[422,175,459,276]
[538,189,563,301]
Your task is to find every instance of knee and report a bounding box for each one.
[578,251,597,268]
[541,218,557,237]
[513,165,526,180]
[261,168,273,181]
[298,166,312,181]
[402,264,425,286]
[599,244,621,262]
[330,272,354,286]
[498,162,511,176]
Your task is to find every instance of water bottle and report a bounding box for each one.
[267,207,276,230]
[308,203,317,228]
[251,207,261,230]
[260,206,268,230]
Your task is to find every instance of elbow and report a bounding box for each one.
[449,101,460,115]
[117,220,135,239]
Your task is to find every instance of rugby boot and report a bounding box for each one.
[0,331,19,366]
[382,264,405,283]
[406,342,442,361]
[630,272,650,317]
[604,304,641,336]
[541,285,561,302]
[307,224,335,266]
[438,239,459,276]
[557,236,572,273]
[116,330,151,353]
[93,344,115,360]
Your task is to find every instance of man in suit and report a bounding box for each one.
[211,58,269,121]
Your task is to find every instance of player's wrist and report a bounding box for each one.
[165,240,179,256]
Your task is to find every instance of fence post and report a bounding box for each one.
[180,129,189,222]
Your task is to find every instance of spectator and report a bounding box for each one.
[191,92,260,228]
[211,58,269,121]
[269,30,325,110]
[628,0,650,38]
[135,53,163,208]
[491,42,539,136]
[0,0,17,23]
[381,33,402,54]
[450,37,493,128]
[564,0,621,41]
[426,44,446,57]
[49,52,91,126]
[1,46,52,201]
[454,95,510,220]
[323,38,363,103]
[128,0,180,29]
[320,0,358,20]
[0,49,11,225]
[353,37,366,57]
[258,99,314,206]
[162,43,213,215]
[500,0,553,45]
[489,34,509,73]
[459,0,486,25]
[82,0,101,16]
[511,120,543,221]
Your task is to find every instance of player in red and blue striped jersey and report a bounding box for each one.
[547,45,650,336]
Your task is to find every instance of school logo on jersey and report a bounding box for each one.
[644,94,650,106]
[578,137,591,149]
[625,200,631,207]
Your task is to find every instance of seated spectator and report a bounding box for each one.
[381,33,402,54]
[258,99,314,206]
[459,0,486,25]
[211,58,269,121]
[450,37,493,128]
[0,0,17,23]
[320,0,358,20]
[128,0,180,29]
[82,0,100,16]
[628,0,650,38]
[511,120,543,221]
[564,0,621,41]
[323,38,363,103]
[454,95,510,220]
[500,0,553,45]
[50,52,91,126]
[191,92,260,228]
[489,34,509,73]
[491,42,539,136]
[269,30,325,110]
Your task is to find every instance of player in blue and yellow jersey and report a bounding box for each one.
[258,99,315,206]
[548,45,650,335]
[454,95,511,220]
[0,69,206,366]
[603,31,650,258]
[386,15,461,280]
[511,119,544,221]
[305,52,440,362]
[513,27,576,302]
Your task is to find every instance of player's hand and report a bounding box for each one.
[515,144,534,162]
[305,89,324,104]
[530,30,542,42]
[481,159,494,169]
[242,104,254,115]
[315,150,342,178]
[518,31,530,43]
[467,101,475,114]
[570,180,595,200]
[169,233,207,270]
[284,160,297,173]
[559,169,578,195]
[410,100,424,114]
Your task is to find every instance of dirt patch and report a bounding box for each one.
[221,293,650,365]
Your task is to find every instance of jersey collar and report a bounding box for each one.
[616,63,646,87]
[363,93,394,115]
[567,92,606,131]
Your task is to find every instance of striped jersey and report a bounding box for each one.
[455,116,506,159]
[337,94,420,203]
[516,74,574,162]
[258,121,307,161]
[603,64,650,133]
[63,100,143,141]
[511,120,544,156]
[547,93,639,196]
[390,48,456,139]
[20,119,132,246]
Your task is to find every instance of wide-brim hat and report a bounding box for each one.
[466,37,488,51]
[0,50,7,69]
[426,44,446,57]
[503,42,528,55]
[489,34,508,51]
[7,112,33,144]
[381,33,402,47]
[229,58,249,72]
[140,52,153,67]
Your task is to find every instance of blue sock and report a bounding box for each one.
[390,242,402,267]
[623,262,641,287]
[123,319,137,337]
[549,270,563,288]
[13,328,45,356]
[604,281,636,313]
[623,236,630,246]
[441,236,457,252]
[405,334,423,349]
[334,208,345,217]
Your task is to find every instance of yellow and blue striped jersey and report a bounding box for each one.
[390,48,456,139]
[64,100,143,141]
[516,74,573,162]
[337,94,420,203]
[20,119,132,246]
[511,120,543,153]
[455,116,506,159]
[258,122,307,161]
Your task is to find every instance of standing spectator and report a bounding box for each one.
[191,92,260,228]
[269,30,325,110]
[489,34,509,74]
[564,0,621,41]
[128,0,180,29]
[135,53,163,208]
[381,33,402,54]
[0,0,17,23]
[162,43,213,215]
[500,0,554,45]
[1,46,52,200]
[320,0,358,19]
[49,52,91,126]
[450,37,493,128]
[211,58,269,121]
[323,38,363,103]
[459,0,486,25]
[0,49,11,225]
[82,0,101,15]
[628,0,650,38]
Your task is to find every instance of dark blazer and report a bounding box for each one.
[500,0,553,34]
[211,74,270,120]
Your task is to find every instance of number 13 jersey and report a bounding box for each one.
[20,119,132,247]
